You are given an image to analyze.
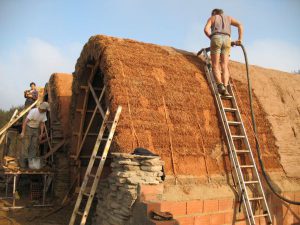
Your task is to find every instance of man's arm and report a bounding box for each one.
[32,90,38,100]
[21,118,29,137]
[230,17,243,43]
[204,17,212,39]
[39,122,45,141]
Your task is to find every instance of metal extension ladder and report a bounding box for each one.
[69,106,122,225]
[198,48,272,225]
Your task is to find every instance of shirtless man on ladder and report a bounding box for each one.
[204,8,243,96]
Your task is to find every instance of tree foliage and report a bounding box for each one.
[0,106,23,128]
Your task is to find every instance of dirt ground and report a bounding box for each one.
[0,200,74,225]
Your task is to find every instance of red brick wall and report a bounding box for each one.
[136,185,300,225]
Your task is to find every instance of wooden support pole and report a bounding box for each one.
[75,86,106,160]
[75,62,99,158]
[43,140,65,160]
[88,82,105,118]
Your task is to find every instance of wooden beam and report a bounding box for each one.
[0,109,19,146]
[79,86,102,91]
[88,82,105,119]
[43,139,65,159]
[75,62,100,158]
[75,86,106,160]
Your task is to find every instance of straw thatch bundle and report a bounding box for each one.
[70,35,299,178]
[48,73,73,138]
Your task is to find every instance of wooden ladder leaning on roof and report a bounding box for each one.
[69,105,122,225]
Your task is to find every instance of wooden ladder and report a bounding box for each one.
[69,105,122,225]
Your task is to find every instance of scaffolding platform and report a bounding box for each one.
[0,167,54,209]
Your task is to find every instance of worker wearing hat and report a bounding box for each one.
[20,102,50,168]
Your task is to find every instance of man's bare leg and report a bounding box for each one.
[221,53,230,86]
[211,53,222,84]
[211,53,226,94]
[221,53,230,95]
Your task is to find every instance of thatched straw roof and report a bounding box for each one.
[48,73,73,138]
[70,35,300,179]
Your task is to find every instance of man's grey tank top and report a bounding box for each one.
[211,14,231,36]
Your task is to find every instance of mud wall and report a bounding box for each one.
[230,62,300,178]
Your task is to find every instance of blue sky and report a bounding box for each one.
[0,0,299,110]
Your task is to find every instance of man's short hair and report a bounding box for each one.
[211,8,224,16]
[30,82,36,87]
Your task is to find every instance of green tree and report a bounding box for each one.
[0,106,23,128]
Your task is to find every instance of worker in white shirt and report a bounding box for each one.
[20,102,50,168]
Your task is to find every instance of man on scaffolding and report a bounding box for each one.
[204,8,243,96]
[20,102,49,168]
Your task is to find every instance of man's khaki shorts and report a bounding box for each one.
[210,34,231,55]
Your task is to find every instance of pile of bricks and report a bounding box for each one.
[94,153,164,225]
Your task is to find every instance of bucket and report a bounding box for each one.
[28,157,44,169]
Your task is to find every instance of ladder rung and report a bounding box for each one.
[94,156,102,159]
[76,109,101,114]
[224,107,237,112]
[76,211,83,216]
[228,121,241,126]
[240,165,254,168]
[88,173,100,179]
[88,173,96,178]
[73,132,99,136]
[244,180,259,184]
[235,150,250,153]
[82,192,90,197]
[80,86,102,91]
[253,214,269,218]
[249,197,263,201]
[220,95,233,99]
[232,135,245,139]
